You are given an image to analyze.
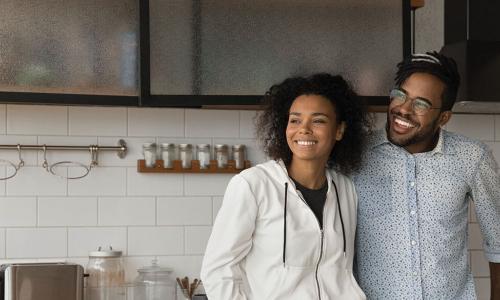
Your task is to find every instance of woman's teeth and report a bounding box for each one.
[296,140,316,145]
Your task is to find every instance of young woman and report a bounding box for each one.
[201,73,370,300]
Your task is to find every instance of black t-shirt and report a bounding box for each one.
[291,178,328,229]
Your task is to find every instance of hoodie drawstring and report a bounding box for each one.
[283,182,288,265]
[331,179,346,255]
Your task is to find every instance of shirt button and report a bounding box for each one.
[411,240,417,245]
[410,181,415,187]
[410,210,416,215]
[413,271,418,276]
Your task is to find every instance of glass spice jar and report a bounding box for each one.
[214,144,229,169]
[179,144,193,169]
[196,144,211,169]
[160,143,177,168]
[232,144,246,169]
[142,143,157,168]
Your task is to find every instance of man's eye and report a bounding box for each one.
[414,99,431,110]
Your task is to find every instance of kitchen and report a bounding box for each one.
[0,1,497,299]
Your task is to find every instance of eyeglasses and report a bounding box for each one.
[389,88,441,115]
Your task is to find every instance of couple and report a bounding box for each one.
[200,52,500,300]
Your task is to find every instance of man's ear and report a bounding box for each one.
[336,122,347,141]
[438,111,452,127]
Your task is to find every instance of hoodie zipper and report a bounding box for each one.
[294,187,326,300]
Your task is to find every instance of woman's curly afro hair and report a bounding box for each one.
[256,73,372,175]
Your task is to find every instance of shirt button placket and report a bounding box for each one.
[407,156,423,299]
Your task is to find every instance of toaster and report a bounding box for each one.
[0,263,84,300]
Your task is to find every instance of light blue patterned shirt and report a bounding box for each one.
[353,129,500,300]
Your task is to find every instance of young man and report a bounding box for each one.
[354,52,500,299]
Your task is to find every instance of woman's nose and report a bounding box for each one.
[298,121,312,133]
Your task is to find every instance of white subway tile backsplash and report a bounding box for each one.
[6,167,66,196]
[157,197,212,226]
[38,197,97,226]
[127,169,183,196]
[68,167,126,196]
[99,197,155,226]
[68,227,127,257]
[0,197,36,226]
[6,228,67,258]
[239,110,258,138]
[185,226,212,255]
[0,229,5,258]
[98,137,152,167]
[0,167,6,195]
[446,114,495,141]
[128,227,183,255]
[156,255,204,279]
[7,105,68,135]
[0,135,38,166]
[485,142,500,166]
[0,105,6,134]
[471,250,490,277]
[185,109,239,138]
[128,108,184,137]
[184,174,233,196]
[468,223,484,250]
[475,277,491,300]
[69,107,127,136]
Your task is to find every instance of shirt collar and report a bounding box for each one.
[370,128,454,155]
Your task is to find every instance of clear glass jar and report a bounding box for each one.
[133,260,176,300]
[214,144,229,168]
[86,246,125,300]
[179,144,193,169]
[196,144,211,169]
[160,143,177,168]
[142,143,157,168]
[232,144,246,169]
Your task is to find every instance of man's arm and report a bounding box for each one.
[492,262,500,300]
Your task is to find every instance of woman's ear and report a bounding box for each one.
[336,122,347,141]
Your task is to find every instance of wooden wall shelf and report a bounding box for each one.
[137,159,251,173]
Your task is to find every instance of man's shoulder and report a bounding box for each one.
[443,130,489,155]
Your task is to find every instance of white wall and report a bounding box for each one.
[0,104,495,299]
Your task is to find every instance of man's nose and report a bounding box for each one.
[396,98,414,115]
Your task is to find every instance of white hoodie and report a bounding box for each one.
[201,160,366,300]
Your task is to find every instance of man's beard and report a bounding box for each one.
[386,112,441,148]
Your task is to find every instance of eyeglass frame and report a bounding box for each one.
[389,88,442,115]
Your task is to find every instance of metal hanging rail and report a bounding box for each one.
[0,139,127,158]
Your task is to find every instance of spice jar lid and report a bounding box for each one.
[232,144,246,150]
[142,142,156,148]
[196,144,210,149]
[179,143,192,149]
[89,246,122,257]
[214,144,228,150]
[160,143,176,148]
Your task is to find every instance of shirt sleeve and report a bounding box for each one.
[200,174,258,300]
[471,148,500,262]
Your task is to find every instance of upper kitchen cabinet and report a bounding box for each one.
[0,0,410,107]
[0,0,139,106]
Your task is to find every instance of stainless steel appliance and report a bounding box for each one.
[0,263,84,300]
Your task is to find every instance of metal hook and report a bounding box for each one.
[42,144,49,172]
[16,144,25,170]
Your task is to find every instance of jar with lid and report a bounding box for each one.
[179,144,193,169]
[232,144,246,169]
[133,260,176,300]
[214,144,229,169]
[160,143,177,168]
[142,143,157,168]
[196,144,211,169]
[86,246,125,300]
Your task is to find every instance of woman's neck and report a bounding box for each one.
[287,159,327,189]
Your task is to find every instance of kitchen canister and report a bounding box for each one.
[85,246,125,300]
[179,144,193,169]
[214,144,229,168]
[232,144,246,169]
[160,143,177,168]
[196,144,211,169]
[132,260,176,300]
[142,143,157,168]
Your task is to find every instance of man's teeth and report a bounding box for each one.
[297,141,316,146]
[394,117,415,128]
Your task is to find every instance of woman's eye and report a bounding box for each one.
[289,119,300,124]
[313,119,327,123]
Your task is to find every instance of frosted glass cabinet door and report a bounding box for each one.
[150,0,402,97]
[0,0,138,96]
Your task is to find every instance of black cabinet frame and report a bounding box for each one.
[0,0,411,108]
